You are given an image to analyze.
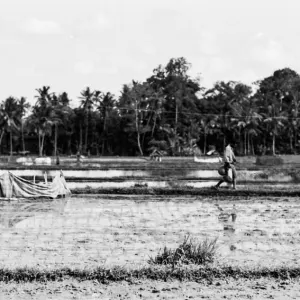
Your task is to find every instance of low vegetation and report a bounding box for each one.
[1,234,299,283]
[1,265,300,283]
[148,235,218,266]
[71,187,300,197]
[256,156,284,166]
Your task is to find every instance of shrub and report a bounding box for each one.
[288,169,300,183]
[256,156,284,166]
[133,182,148,188]
[148,235,217,266]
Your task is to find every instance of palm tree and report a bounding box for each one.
[231,97,262,155]
[28,105,53,156]
[30,86,54,156]
[2,97,21,158]
[57,92,74,155]
[283,78,300,152]
[50,94,63,156]
[35,86,53,107]
[96,92,116,155]
[17,97,30,153]
[0,106,7,151]
[79,87,95,154]
[160,124,183,156]
[165,57,191,132]
[263,103,287,155]
[204,81,236,149]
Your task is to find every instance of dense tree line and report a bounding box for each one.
[1,58,300,157]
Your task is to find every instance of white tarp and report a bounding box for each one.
[0,171,71,199]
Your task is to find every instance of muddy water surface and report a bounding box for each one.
[0,195,299,268]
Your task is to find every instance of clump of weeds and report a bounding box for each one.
[148,235,218,267]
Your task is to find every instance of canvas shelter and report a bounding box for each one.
[0,171,71,199]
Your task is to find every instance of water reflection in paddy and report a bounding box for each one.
[0,196,299,269]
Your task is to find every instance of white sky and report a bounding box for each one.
[1,0,299,106]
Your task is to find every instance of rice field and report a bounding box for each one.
[0,195,299,270]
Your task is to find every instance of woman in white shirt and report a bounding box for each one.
[213,141,237,190]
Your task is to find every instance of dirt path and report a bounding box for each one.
[1,278,300,299]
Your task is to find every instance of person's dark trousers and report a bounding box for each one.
[224,162,230,176]
[219,162,237,189]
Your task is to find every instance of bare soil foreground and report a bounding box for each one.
[1,195,300,299]
[1,277,300,299]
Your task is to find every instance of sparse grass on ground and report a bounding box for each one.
[1,234,299,283]
[148,235,218,266]
[71,187,300,196]
[0,232,297,283]
[0,265,300,283]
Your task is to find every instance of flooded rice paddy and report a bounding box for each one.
[0,195,299,269]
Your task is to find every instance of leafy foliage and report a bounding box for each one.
[0,61,300,156]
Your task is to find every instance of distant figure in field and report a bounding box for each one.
[213,140,237,190]
[149,149,163,162]
[76,150,83,165]
[206,145,218,156]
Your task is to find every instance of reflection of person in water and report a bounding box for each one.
[216,204,237,235]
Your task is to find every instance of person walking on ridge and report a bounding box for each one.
[213,140,237,190]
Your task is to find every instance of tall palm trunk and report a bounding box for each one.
[96,142,100,156]
[174,102,179,153]
[54,123,58,156]
[41,134,45,156]
[290,132,294,153]
[175,102,178,130]
[135,98,143,156]
[244,131,247,155]
[38,129,45,156]
[151,114,157,137]
[21,122,25,152]
[247,132,251,155]
[0,130,4,154]
[272,134,276,155]
[38,132,44,156]
[79,123,83,153]
[295,128,297,152]
[263,134,266,155]
[101,113,107,156]
[38,131,41,156]
[67,135,72,155]
[237,128,242,154]
[84,117,88,154]
[141,111,153,151]
[9,129,13,159]
[203,128,207,155]
[251,135,255,155]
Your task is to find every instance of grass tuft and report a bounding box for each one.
[148,235,218,266]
